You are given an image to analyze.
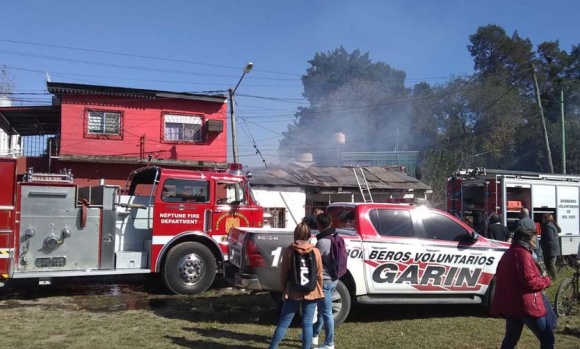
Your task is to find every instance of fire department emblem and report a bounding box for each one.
[225,217,241,232]
[215,212,250,231]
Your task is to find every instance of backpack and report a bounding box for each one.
[325,233,348,279]
[289,250,318,293]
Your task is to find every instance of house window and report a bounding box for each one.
[264,208,286,228]
[88,111,121,135]
[164,114,203,142]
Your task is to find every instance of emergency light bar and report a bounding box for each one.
[229,163,243,176]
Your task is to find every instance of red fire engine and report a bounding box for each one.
[447,168,580,256]
[0,158,263,295]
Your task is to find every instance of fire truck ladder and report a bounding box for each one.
[353,167,373,203]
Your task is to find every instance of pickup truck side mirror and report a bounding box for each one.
[457,231,479,244]
[469,231,479,243]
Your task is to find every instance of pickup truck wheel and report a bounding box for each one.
[332,280,351,327]
[485,277,496,315]
[163,242,216,295]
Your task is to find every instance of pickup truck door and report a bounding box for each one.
[364,208,425,294]
[413,211,499,295]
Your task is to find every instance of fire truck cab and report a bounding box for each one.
[448,168,580,256]
[0,158,263,295]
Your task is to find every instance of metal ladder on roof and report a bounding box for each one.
[353,167,373,203]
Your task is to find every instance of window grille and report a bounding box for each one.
[88,111,121,135]
[164,114,202,142]
[265,208,286,228]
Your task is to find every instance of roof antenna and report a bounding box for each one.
[46,72,51,82]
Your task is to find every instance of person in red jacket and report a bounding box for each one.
[492,227,553,349]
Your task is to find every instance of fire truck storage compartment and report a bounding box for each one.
[78,184,118,270]
[504,182,531,231]
[531,184,556,229]
[18,185,101,272]
[555,185,580,255]
[561,235,580,255]
[114,193,153,269]
[461,183,486,210]
[115,251,148,269]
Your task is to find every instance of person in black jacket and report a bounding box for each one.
[540,213,561,280]
[303,208,324,230]
[487,213,511,242]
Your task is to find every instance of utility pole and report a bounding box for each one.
[229,62,253,163]
[532,64,554,173]
[561,89,566,174]
[229,88,238,163]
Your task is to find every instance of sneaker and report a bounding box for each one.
[297,333,319,346]
[314,344,334,349]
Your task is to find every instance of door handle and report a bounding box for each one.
[425,249,440,253]
[371,246,388,250]
[178,205,185,210]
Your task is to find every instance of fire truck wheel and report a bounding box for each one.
[163,242,217,295]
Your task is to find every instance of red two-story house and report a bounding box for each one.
[0,82,229,185]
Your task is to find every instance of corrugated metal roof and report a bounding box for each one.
[0,106,60,136]
[46,82,227,103]
[251,165,431,191]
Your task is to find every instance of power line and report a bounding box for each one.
[0,49,298,81]
[235,101,268,168]
[0,38,303,77]
[5,65,303,88]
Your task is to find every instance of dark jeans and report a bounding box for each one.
[501,316,554,349]
[543,255,557,280]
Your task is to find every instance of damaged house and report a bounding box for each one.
[250,160,431,228]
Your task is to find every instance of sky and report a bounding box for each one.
[1,0,579,168]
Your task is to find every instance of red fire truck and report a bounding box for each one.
[447,168,580,256]
[0,158,263,295]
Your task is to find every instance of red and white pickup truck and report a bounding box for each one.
[227,202,509,325]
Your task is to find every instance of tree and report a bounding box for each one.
[301,47,407,103]
[468,25,535,88]
[279,47,410,163]
[408,82,438,152]
[0,65,15,95]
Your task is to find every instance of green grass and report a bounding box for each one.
[0,271,578,349]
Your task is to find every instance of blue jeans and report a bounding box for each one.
[501,316,554,349]
[313,280,338,345]
[269,299,317,349]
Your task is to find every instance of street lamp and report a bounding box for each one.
[229,62,253,163]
